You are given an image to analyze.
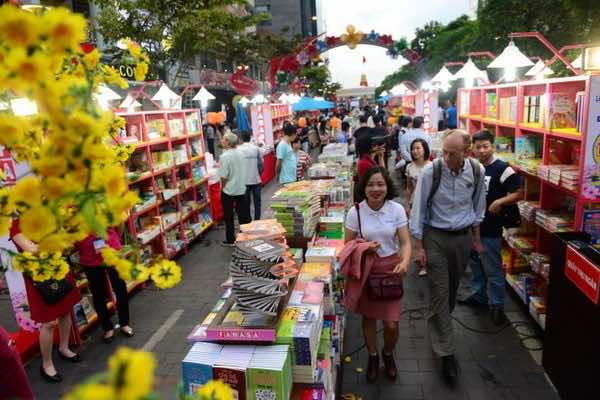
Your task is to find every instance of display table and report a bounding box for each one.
[261,151,276,185]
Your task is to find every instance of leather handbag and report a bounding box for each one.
[34,279,73,305]
[355,203,404,301]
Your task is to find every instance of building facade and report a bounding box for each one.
[255,0,321,40]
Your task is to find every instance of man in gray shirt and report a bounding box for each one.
[409,130,486,381]
[238,131,263,220]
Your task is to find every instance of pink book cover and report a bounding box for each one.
[205,327,276,342]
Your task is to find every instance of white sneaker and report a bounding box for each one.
[418,268,427,276]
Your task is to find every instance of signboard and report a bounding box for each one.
[582,75,600,199]
[0,148,17,186]
[251,105,274,147]
[565,245,600,305]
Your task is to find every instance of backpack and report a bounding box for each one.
[427,158,481,215]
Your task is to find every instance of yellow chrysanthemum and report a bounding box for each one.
[108,347,155,400]
[0,114,27,148]
[29,263,53,282]
[41,177,68,200]
[83,49,101,69]
[64,383,115,400]
[150,260,182,289]
[32,156,68,178]
[4,48,50,91]
[0,186,15,215]
[0,6,39,48]
[0,216,10,237]
[20,206,57,242]
[102,164,127,196]
[42,7,87,53]
[38,232,74,254]
[100,65,128,89]
[134,62,149,81]
[48,255,69,280]
[197,380,234,400]
[12,176,42,207]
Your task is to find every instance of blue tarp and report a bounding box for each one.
[291,96,334,112]
[236,102,250,132]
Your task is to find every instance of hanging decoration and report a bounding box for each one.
[367,30,380,42]
[230,66,260,96]
[340,25,364,50]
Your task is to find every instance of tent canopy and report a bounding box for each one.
[291,96,334,112]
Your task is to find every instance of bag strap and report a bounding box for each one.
[427,158,443,219]
[468,157,481,206]
[354,203,363,238]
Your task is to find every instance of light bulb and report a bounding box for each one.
[504,67,516,81]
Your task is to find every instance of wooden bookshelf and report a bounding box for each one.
[116,109,214,261]
[457,75,600,328]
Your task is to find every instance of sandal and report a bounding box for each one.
[103,329,115,344]
[381,350,398,381]
[120,326,135,338]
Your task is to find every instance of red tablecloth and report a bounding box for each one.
[261,151,276,185]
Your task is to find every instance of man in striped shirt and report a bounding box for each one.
[292,138,311,180]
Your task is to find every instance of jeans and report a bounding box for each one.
[221,191,251,243]
[83,266,129,332]
[207,138,215,156]
[246,184,262,220]
[469,236,504,307]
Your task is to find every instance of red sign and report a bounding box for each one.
[565,245,600,305]
[230,69,259,96]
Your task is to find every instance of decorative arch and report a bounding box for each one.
[269,25,422,92]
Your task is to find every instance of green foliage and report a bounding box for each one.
[378,0,599,95]
[299,64,342,98]
[94,0,273,84]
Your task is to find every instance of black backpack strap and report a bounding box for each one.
[427,158,443,220]
[468,157,481,208]
[354,203,363,238]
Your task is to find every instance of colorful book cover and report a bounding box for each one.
[549,93,577,129]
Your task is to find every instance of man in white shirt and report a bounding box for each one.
[238,131,263,220]
[219,133,251,246]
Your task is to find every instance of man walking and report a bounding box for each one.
[461,130,522,325]
[238,131,263,221]
[409,130,486,381]
[219,132,251,246]
[276,124,298,185]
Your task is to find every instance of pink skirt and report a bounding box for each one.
[354,254,403,322]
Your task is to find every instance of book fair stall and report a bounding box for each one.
[457,74,600,399]
[182,145,353,399]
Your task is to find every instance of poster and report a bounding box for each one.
[250,105,274,148]
[582,75,600,200]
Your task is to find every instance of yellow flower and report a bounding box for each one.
[32,157,68,178]
[108,347,155,400]
[42,7,87,54]
[29,262,53,282]
[197,380,234,400]
[102,164,127,196]
[0,5,39,48]
[4,48,50,91]
[0,216,10,237]
[150,260,182,289]
[83,49,101,69]
[38,232,73,253]
[64,383,115,400]
[0,186,15,215]
[125,39,143,59]
[12,176,42,207]
[100,65,128,89]
[48,254,69,280]
[20,206,57,242]
[134,62,148,81]
[0,114,27,148]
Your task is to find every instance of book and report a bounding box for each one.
[169,119,184,137]
[247,346,292,400]
[146,118,166,139]
[549,93,577,129]
[213,351,253,400]
[181,343,223,395]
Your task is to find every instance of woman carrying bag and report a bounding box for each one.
[340,167,411,383]
[10,219,82,383]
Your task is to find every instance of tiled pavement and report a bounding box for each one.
[13,179,559,399]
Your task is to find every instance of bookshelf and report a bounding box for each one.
[457,75,600,329]
[117,109,214,260]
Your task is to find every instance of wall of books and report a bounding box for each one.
[118,109,214,261]
[182,154,354,399]
[457,75,600,331]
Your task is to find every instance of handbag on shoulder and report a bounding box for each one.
[34,279,73,305]
[355,203,404,301]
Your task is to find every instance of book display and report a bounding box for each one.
[183,171,353,399]
[117,110,213,260]
[457,75,600,331]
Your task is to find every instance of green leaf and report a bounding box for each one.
[80,200,107,239]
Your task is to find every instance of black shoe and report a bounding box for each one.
[441,355,458,381]
[457,296,486,308]
[381,350,398,381]
[58,350,81,363]
[491,307,507,326]
[366,353,379,383]
[103,329,115,344]
[40,366,62,383]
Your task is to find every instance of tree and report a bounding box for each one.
[299,64,342,99]
[94,0,270,85]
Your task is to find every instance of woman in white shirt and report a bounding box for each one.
[405,138,431,276]
[344,167,411,383]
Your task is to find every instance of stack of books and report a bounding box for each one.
[535,209,574,232]
[486,92,497,118]
[318,216,344,239]
[271,186,321,238]
[499,96,517,122]
[305,247,336,264]
[213,346,255,400]
[516,136,542,174]
[310,238,345,258]
[238,219,287,242]
[230,239,289,317]
[169,119,184,137]
[518,201,540,223]
[182,343,224,395]
[247,345,293,400]
[582,209,600,246]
